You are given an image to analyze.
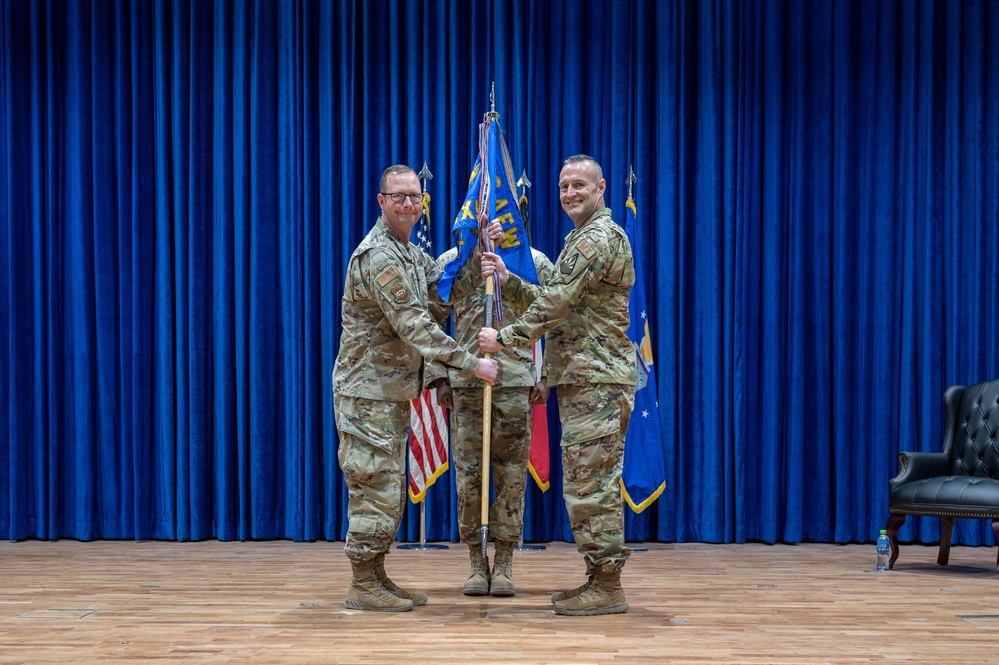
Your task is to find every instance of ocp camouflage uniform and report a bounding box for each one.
[333,217,481,564]
[431,247,554,545]
[498,207,637,574]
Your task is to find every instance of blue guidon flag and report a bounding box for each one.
[620,196,666,512]
[437,115,538,303]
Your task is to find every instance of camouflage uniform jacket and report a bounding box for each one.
[428,247,555,389]
[332,217,480,401]
[498,208,638,387]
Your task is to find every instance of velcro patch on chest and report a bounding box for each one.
[376,266,400,287]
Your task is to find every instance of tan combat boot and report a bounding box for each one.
[490,540,516,596]
[463,543,490,596]
[552,570,629,616]
[345,560,414,612]
[373,552,428,606]
[551,560,595,603]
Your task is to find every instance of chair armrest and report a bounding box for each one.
[888,451,950,491]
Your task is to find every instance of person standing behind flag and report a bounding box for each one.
[332,165,498,612]
[478,155,637,616]
[429,227,554,598]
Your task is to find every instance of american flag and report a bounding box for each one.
[408,193,450,502]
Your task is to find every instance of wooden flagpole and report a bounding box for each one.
[479,86,501,558]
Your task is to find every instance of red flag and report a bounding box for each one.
[527,339,550,491]
[407,187,450,503]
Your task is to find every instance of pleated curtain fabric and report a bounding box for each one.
[1,0,997,547]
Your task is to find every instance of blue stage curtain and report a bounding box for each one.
[1,0,997,546]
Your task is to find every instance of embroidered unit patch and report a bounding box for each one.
[390,283,410,303]
[560,252,579,275]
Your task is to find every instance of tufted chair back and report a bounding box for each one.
[945,380,999,478]
[886,378,999,572]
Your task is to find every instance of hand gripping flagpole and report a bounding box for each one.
[398,162,448,552]
[479,85,502,558]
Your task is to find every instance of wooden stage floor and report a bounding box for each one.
[1,539,997,664]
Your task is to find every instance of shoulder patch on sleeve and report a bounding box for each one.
[389,282,410,303]
[559,253,580,276]
[576,239,596,261]
[376,266,400,287]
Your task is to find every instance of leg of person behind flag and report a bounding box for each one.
[450,387,533,596]
[440,252,552,597]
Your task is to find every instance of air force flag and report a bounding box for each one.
[620,197,666,512]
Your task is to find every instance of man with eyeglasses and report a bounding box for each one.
[477,155,637,616]
[332,164,499,612]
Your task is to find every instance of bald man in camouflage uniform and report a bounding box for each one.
[333,165,498,612]
[429,245,554,597]
[478,155,637,616]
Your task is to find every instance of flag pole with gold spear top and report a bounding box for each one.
[516,169,532,244]
[398,161,449,552]
[623,164,650,553]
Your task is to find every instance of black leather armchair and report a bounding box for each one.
[886,379,999,571]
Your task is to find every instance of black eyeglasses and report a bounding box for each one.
[381,192,424,204]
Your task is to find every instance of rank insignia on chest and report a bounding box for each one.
[560,252,579,275]
[391,283,410,303]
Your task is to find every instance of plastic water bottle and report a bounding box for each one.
[876,529,890,572]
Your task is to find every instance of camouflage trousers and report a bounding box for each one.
[451,386,532,544]
[334,394,409,563]
[557,383,635,573]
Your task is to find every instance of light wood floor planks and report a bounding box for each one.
[1,539,998,664]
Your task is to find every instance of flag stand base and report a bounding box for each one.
[626,543,649,553]
[515,541,546,551]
